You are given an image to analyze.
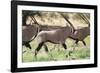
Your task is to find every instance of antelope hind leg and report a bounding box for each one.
[24,42,32,49]
[72,39,79,51]
[75,39,79,45]
[82,40,86,46]
[62,43,67,50]
[22,42,32,53]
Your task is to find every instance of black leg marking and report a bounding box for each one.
[68,51,73,56]
[35,42,44,58]
[23,42,32,49]
[75,39,79,45]
[25,43,31,49]
[72,39,79,50]
[43,44,49,53]
[82,40,86,46]
[62,43,67,50]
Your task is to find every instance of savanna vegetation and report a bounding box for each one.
[22,10,90,62]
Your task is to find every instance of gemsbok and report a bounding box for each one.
[34,23,75,58]
[22,15,66,50]
[22,24,39,49]
[68,14,90,46]
[22,13,76,53]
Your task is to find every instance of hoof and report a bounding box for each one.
[66,55,68,58]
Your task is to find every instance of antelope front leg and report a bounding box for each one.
[62,43,73,58]
[62,43,69,58]
[34,42,44,60]
[82,40,86,46]
[43,44,55,60]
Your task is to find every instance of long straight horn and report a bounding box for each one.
[60,13,75,31]
[83,14,90,27]
[79,14,90,27]
[31,16,40,26]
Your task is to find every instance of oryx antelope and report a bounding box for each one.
[22,13,75,52]
[34,24,74,58]
[23,15,75,57]
[22,16,64,49]
[69,26,90,46]
[33,13,90,58]
[22,24,39,49]
[68,14,90,46]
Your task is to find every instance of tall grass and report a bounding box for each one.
[22,36,90,62]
